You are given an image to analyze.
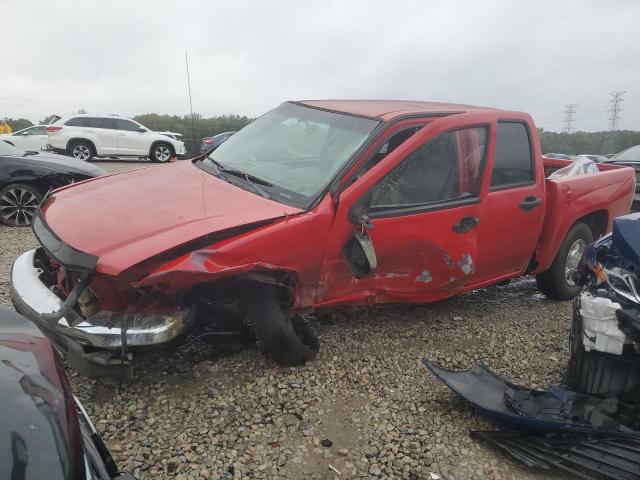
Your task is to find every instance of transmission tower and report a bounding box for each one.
[563,104,577,133]
[608,91,625,131]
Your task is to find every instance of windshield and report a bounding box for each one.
[610,145,640,162]
[196,102,379,208]
[0,141,25,156]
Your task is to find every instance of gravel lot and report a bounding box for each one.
[0,161,570,480]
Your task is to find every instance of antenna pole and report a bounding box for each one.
[185,51,196,154]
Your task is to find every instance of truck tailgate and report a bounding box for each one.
[534,159,635,273]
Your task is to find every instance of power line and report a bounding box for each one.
[607,91,625,131]
[562,104,577,133]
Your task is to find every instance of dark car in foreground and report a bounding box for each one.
[199,131,236,155]
[604,145,640,211]
[0,306,134,480]
[0,141,105,226]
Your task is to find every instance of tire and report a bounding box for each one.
[536,222,593,300]
[241,283,319,366]
[69,140,94,161]
[0,183,43,227]
[150,143,173,163]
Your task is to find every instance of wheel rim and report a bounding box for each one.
[565,239,586,286]
[0,187,39,226]
[155,146,170,161]
[73,144,91,160]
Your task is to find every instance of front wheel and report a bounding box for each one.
[536,222,593,300]
[241,283,319,366]
[0,183,43,226]
[150,143,172,163]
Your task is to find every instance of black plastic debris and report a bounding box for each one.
[472,431,640,480]
[422,359,640,436]
[321,438,333,448]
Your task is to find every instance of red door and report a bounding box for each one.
[317,113,494,308]
[471,118,546,285]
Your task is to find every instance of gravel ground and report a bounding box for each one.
[0,161,570,480]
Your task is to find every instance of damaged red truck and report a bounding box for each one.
[10,100,636,376]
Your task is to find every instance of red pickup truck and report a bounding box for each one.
[10,100,635,375]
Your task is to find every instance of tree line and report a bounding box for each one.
[2,114,639,156]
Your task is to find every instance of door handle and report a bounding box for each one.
[117,133,125,136]
[519,196,542,211]
[452,216,479,234]
[86,129,94,133]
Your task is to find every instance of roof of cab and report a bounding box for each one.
[297,99,494,121]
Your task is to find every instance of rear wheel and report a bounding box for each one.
[0,183,42,226]
[69,141,94,161]
[150,143,172,163]
[241,283,319,366]
[536,222,592,300]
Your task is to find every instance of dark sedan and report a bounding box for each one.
[605,145,640,211]
[199,131,236,155]
[0,306,135,480]
[0,141,105,226]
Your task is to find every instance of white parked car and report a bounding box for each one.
[46,114,186,162]
[0,125,49,151]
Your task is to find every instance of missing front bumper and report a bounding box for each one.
[10,249,194,350]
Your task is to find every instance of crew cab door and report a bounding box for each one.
[471,118,546,284]
[14,126,47,150]
[318,114,491,306]
[115,119,147,155]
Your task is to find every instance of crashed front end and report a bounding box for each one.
[10,213,197,377]
[568,211,640,401]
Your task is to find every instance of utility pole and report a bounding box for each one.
[607,91,625,131]
[562,104,577,133]
[606,91,625,154]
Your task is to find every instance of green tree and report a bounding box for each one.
[3,118,33,132]
[133,113,252,155]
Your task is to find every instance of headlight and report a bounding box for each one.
[602,266,640,304]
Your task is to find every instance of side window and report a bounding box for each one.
[65,117,87,127]
[370,127,487,209]
[490,122,533,188]
[32,126,46,135]
[356,127,420,179]
[86,118,116,129]
[116,119,141,131]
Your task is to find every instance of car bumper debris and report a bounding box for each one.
[422,213,640,480]
[10,249,196,375]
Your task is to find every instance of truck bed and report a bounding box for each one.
[533,157,636,273]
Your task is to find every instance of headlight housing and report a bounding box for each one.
[602,266,640,304]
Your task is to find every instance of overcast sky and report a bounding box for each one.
[1,0,638,132]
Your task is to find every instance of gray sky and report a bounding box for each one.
[1,0,638,132]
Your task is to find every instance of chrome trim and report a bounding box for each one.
[10,249,190,348]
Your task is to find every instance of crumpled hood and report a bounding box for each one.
[41,161,302,275]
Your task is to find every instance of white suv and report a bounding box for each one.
[46,114,186,162]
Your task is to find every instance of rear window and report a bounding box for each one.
[490,122,533,188]
[86,118,116,129]
[65,117,87,127]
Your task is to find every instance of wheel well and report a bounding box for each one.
[574,210,608,240]
[66,138,97,155]
[150,141,175,157]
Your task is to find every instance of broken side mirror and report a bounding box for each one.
[344,191,377,278]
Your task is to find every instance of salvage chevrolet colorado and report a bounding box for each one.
[9,100,636,376]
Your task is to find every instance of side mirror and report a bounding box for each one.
[343,221,377,278]
[137,127,146,133]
